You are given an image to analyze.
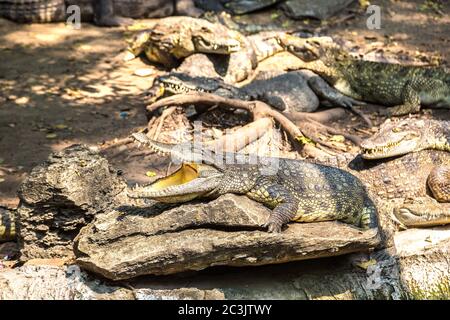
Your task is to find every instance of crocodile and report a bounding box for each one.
[125,16,244,69]
[194,0,281,15]
[172,34,285,84]
[195,0,354,20]
[130,122,449,234]
[127,19,289,83]
[148,70,361,112]
[0,0,202,26]
[277,35,450,116]
[357,118,450,228]
[128,132,378,233]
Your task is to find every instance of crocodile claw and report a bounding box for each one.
[262,219,282,233]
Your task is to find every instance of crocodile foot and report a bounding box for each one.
[262,219,283,233]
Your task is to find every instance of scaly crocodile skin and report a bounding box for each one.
[277,35,450,116]
[128,133,378,233]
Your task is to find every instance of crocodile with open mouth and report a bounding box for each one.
[127,132,378,233]
[147,70,361,112]
[277,35,450,116]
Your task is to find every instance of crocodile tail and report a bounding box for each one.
[0,207,16,242]
[0,0,66,23]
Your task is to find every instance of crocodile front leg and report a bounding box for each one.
[307,73,365,108]
[247,181,299,233]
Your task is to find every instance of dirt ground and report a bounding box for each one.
[0,0,449,208]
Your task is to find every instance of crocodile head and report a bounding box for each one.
[128,162,224,203]
[361,119,449,159]
[126,23,242,64]
[190,27,242,54]
[127,133,260,203]
[157,73,219,95]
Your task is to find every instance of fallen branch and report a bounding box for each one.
[204,118,274,153]
[147,93,349,159]
[147,92,305,144]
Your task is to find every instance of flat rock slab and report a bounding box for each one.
[75,194,380,280]
[0,264,224,300]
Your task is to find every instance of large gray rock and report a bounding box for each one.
[75,194,380,280]
[0,264,224,300]
[281,0,354,20]
[17,145,127,260]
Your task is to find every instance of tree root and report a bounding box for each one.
[204,118,274,153]
[146,92,331,157]
[287,108,362,146]
[147,93,357,158]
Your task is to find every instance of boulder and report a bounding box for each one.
[75,194,380,280]
[17,145,127,260]
[281,0,354,20]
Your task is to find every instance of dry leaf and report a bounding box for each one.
[146,171,157,177]
[329,135,345,143]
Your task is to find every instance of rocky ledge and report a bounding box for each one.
[74,194,380,280]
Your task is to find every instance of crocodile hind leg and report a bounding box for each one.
[93,0,132,26]
[428,166,450,202]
